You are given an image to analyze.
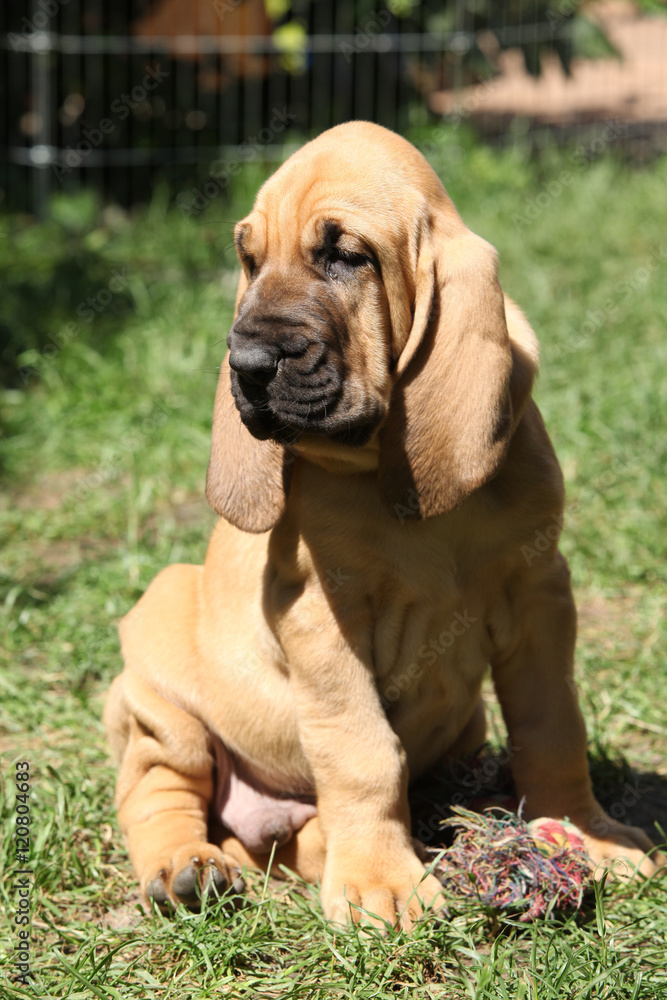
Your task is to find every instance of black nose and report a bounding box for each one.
[228,342,279,387]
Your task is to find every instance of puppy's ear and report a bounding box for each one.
[379,217,532,520]
[205,273,292,533]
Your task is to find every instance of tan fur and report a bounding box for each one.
[104,122,661,930]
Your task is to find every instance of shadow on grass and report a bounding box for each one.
[1,248,135,388]
[590,750,667,843]
[409,744,667,847]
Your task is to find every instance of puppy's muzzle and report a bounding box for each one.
[228,321,313,389]
[227,320,346,441]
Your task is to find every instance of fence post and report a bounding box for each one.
[30,9,52,218]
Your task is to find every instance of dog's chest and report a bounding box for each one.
[365,558,490,768]
[288,477,496,765]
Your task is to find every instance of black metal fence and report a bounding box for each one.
[2,0,666,215]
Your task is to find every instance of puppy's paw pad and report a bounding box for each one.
[199,857,246,898]
[145,844,245,911]
[146,870,170,908]
[171,861,204,907]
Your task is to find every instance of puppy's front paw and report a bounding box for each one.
[143,841,246,911]
[575,814,665,880]
[321,848,445,931]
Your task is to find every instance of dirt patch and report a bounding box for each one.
[9,469,94,511]
[4,474,212,589]
[27,538,113,586]
[431,1,667,137]
[99,891,145,931]
[141,491,213,545]
[576,588,649,652]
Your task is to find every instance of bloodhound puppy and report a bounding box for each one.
[104,122,661,929]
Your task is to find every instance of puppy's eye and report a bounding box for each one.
[242,254,257,279]
[324,247,372,280]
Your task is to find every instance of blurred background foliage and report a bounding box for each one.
[269,0,618,81]
[4,0,658,223]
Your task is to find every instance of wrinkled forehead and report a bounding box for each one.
[240,136,446,250]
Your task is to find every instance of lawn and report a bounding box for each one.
[1,129,666,998]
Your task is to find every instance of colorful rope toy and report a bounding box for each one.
[433,807,592,921]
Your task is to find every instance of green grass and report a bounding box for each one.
[1,131,667,998]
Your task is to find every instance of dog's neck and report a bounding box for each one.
[287,436,380,475]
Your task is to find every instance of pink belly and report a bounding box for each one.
[213,740,317,853]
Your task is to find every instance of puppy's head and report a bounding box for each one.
[207,122,534,532]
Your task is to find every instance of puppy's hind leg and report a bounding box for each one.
[219,815,326,884]
[105,671,245,911]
